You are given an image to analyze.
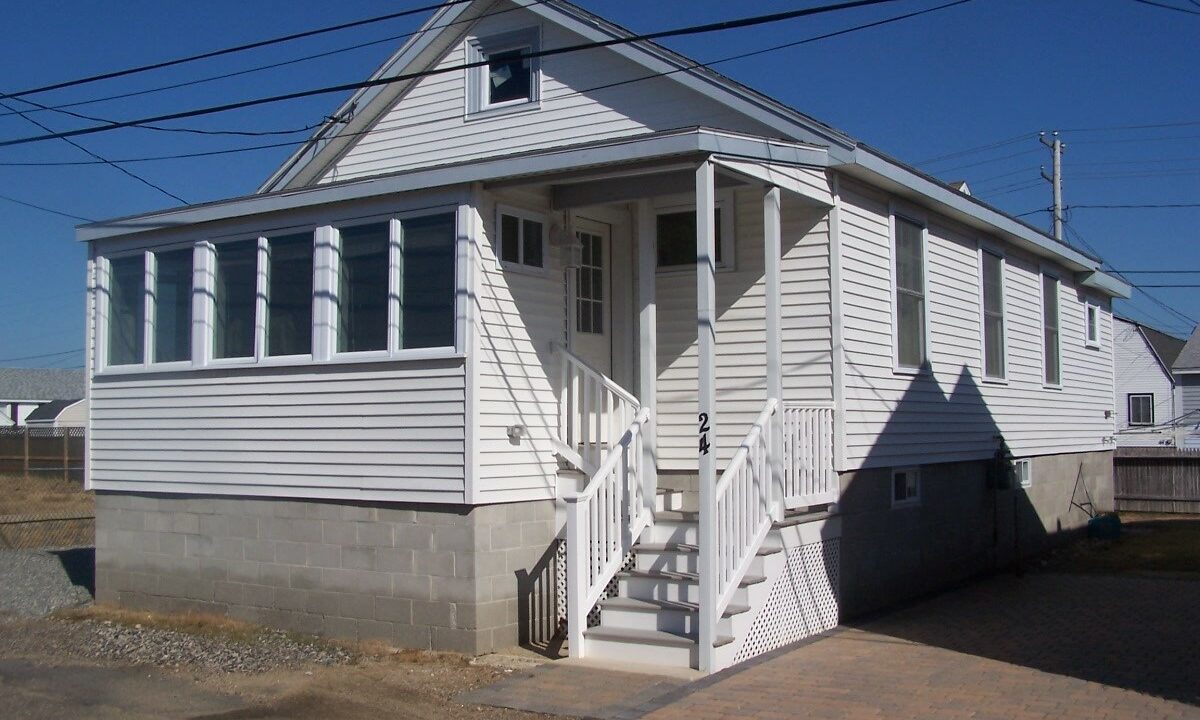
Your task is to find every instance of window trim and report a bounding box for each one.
[891,466,921,508]
[889,206,930,375]
[1128,392,1155,427]
[495,204,550,276]
[1014,458,1032,489]
[1083,299,1101,349]
[1040,268,1063,389]
[978,242,1008,383]
[465,27,542,118]
[653,191,737,274]
[148,244,197,369]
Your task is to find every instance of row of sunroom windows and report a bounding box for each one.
[104,212,457,368]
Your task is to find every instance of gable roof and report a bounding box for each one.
[1114,314,1189,380]
[1174,326,1200,373]
[0,368,84,402]
[24,399,82,423]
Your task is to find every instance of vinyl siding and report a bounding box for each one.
[656,188,833,469]
[1181,375,1200,416]
[321,2,776,184]
[89,360,468,502]
[837,178,1114,470]
[1112,317,1176,446]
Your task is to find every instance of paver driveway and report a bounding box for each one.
[641,573,1200,720]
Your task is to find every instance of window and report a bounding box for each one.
[894,217,927,370]
[266,233,313,357]
[107,255,145,366]
[1084,302,1100,348]
[466,28,540,115]
[1042,274,1061,385]
[980,250,1005,379]
[576,231,604,335]
[213,240,258,359]
[338,223,389,353]
[497,208,545,271]
[1014,458,1032,489]
[892,467,920,507]
[655,198,735,271]
[1128,393,1154,426]
[153,248,192,363]
[399,213,456,349]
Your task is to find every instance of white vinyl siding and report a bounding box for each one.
[837,178,1114,470]
[320,7,776,183]
[1112,317,1177,446]
[88,360,468,501]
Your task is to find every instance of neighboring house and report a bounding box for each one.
[78,0,1129,673]
[23,398,88,428]
[1172,326,1200,448]
[1112,316,1187,446]
[0,368,85,426]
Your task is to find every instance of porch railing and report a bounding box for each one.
[565,406,652,657]
[556,344,639,474]
[782,404,837,508]
[701,398,781,669]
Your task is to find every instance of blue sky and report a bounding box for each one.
[1,0,1197,368]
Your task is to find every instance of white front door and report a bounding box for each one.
[570,218,612,376]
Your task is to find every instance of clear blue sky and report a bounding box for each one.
[1,0,1197,368]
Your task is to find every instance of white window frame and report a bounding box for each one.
[653,191,736,274]
[978,243,1008,383]
[495,204,550,276]
[889,206,930,375]
[96,250,152,373]
[147,243,199,369]
[1040,269,1063,389]
[1128,393,1154,427]
[891,466,921,508]
[1084,300,1101,349]
[1014,458,1032,489]
[465,27,541,118]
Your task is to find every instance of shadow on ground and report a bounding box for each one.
[850,571,1200,707]
[51,547,94,596]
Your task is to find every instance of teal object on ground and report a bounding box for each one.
[1088,514,1121,540]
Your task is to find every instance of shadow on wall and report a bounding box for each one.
[514,538,565,659]
[838,362,1107,619]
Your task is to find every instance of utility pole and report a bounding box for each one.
[1040,132,1065,241]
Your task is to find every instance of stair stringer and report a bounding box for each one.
[714,514,842,671]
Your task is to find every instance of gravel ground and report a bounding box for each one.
[0,549,91,616]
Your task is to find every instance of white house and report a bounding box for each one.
[1112,316,1186,447]
[1172,327,1200,448]
[80,0,1129,673]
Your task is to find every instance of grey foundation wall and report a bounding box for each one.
[838,450,1113,618]
[95,493,557,655]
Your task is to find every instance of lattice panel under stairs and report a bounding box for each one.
[554,541,637,632]
[733,537,840,664]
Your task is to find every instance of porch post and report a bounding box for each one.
[696,159,718,674]
[764,185,785,521]
[636,200,658,514]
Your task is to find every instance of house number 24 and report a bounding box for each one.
[698,412,711,456]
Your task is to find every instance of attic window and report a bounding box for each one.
[467,28,541,116]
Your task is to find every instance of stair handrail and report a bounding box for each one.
[555,343,639,474]
[701,398,781,668]
[564,405,652,658]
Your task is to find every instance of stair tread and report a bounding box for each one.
[600,596,751,617]
[653,510,699,523]
[636,542,782,557]
[586,625,735,648]
[621,568,767,586]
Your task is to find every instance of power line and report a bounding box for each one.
[0,97,187,204]
[0,348,84,363]
[913,133,1036,166]
[0,0,474,101]
[0,192,94,222]
[931,148,1042,175]
[1131,0,1200,15]
[0,0,972,171]
[1136,284,1200,288]
[0,0,911,149]
[1109,270,1200,273]
[1070,203,1200,209]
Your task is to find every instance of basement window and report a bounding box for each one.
[891,467,921,508]
[466,28,541,116]
[1014,459,1032,489]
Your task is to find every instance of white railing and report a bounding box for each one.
[557,344,639,474]
[703,398,781,661]
[565,406,652,657]
[782,404,837,508]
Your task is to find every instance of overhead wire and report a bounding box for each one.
[0,192,94,222]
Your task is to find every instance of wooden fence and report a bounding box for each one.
[0,426,85,480]
[1113,446,1200,514]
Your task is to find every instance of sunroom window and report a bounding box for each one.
[153,248,193,363]
[266,233,313,357]
[213,240,258,360]
[337,222,390,353]
[107,255,145,366]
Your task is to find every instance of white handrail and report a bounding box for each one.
[703,398,781,656]
[556,343,639,474]
[565,406,652,657]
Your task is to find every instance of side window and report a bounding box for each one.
[466,28,541,115]
[894,216,927,370]
[1128,393,1154,426]
[107,255,146,366]
[1042,274,1061,385]
[497,208,546,271]
[1084,302,1100,348]
[980,249,1005,380]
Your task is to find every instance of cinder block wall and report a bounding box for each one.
[94,493,557,654]
[837,450,1113,617]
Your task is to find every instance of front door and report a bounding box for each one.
[570,217,612,376]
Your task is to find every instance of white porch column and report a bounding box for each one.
[696,159,718,674]
[764,186,785,521]
[636,200,658,513]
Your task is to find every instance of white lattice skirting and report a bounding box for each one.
[733,537,840,664]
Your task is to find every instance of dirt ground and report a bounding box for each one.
[1040,512,1200,576]
[0,472,92,517]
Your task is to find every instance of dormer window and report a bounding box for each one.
[467,28,540,116]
